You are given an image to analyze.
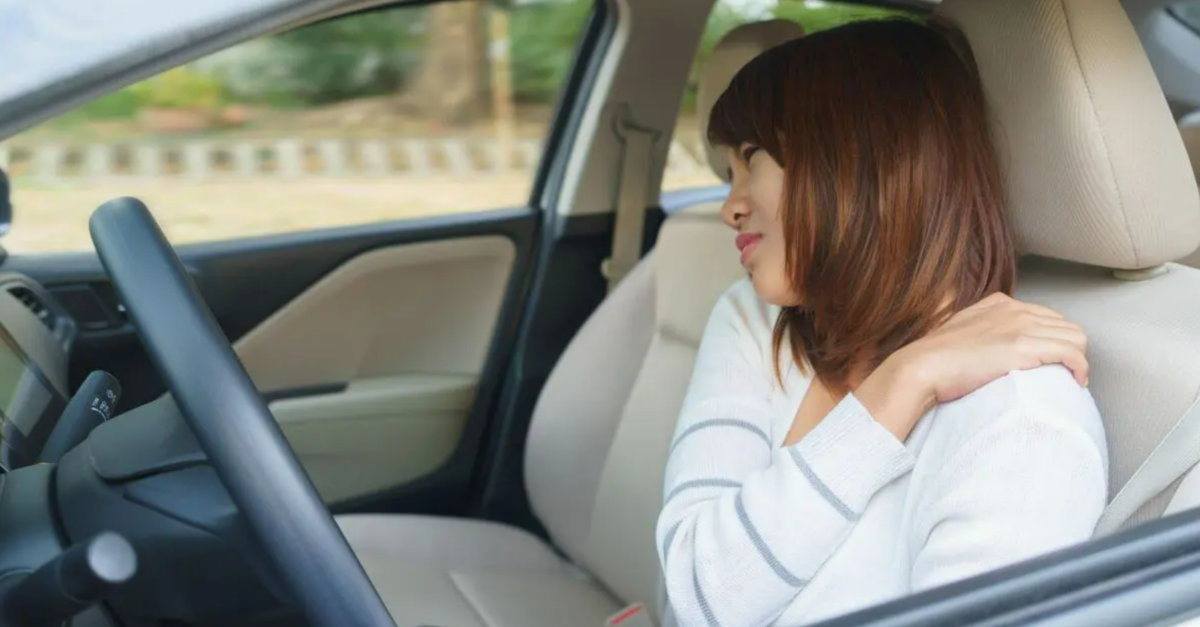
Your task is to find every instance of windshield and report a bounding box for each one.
[0,0,333,136]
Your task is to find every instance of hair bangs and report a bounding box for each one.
[706,49,786,169]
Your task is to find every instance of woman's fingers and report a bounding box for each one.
[1008,300,1067,320]
[1020,336,1090,387]
[1027,325,1087,348]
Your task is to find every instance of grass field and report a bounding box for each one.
[6,170,721,254]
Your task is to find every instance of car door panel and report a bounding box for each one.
[271,373,477,503]
[235,235,515,391]
[233,235,515,502]
[0,208,537,512]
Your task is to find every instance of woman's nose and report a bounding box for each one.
[721,191,750,229]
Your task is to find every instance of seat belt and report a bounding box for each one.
[603,105,660,293]
[605,602,656,627]
[1097,393,1200,535]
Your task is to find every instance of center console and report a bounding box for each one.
[0,327,67,470]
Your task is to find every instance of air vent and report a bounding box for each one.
[8,286,55,331]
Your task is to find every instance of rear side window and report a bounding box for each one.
[1173,1,1200,32]
[662,0,920,192]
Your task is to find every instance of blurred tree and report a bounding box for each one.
[55,0,922,129]
[128,68,225,110]
[680,2,756,113]
[770,0,914,33]
[398,0,591,125]
[678,0,917,114]
[267,10,424,105]
[398,2,489,126]
[508,0,592,103]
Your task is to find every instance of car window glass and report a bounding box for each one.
[0,0,592,252]
[1174,1,1200,31]
[662,0,919,192]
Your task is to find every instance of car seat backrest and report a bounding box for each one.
[523,20,803,610]
[936,0,1200,531]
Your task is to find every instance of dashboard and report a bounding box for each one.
[0,273,76,469]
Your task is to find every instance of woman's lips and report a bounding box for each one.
[736,233,762,266]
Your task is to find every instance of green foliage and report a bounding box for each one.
[126,67,225,110]
[265,9,426,105]
[54,0,921,124]
[770,1,917,34]
[680,2,759,113]
[198,1,592,108]
[679,1,920,114]
[71,89,142,119]
[39,68,222,131]
[509,1,593,103]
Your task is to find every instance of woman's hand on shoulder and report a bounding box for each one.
[855,293,1089,441]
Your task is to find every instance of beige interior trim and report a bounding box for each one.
[273,374,477,503]
[235,235,516,392]
[234,235,515,502]
[557,0,631,216]
[559,0,718,217]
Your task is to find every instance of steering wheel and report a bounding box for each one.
[89,198,396,627]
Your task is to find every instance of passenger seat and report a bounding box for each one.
[333,22,798,627]
[1177,113,1200,267]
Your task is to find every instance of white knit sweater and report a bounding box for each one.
[657,280,1109,627]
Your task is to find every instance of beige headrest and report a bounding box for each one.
[696,20,805,182]
[936,0,1200,270]
[1179,113,1200,190]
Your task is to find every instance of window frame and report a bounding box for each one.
[1170,1,1200,36]
[809,507,1200,626]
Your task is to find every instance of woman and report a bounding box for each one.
[657,18,1107,627]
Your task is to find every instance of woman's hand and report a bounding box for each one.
[855,293,1089,441]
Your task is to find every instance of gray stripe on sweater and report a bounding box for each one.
[788,447,860,521]
[665,478,743,506]
[669,419,771,454]
[694,568,722,627]
[662,520,683,563]
[735,493,806,587]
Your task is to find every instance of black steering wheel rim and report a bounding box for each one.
[89,197,395,627]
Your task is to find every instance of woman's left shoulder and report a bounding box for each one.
[925,365,1107,460]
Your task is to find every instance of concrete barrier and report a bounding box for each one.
[0,136,710,182]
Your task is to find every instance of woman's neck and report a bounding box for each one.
[783,360,873,447]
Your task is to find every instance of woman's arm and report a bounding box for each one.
[660,290,1092,627]
[658,287,915,627]
[909,392,1107,590]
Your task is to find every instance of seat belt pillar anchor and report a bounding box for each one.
[603,104,660,292]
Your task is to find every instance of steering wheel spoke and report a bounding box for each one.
[89,197,395,627]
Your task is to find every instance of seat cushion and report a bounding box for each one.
[337,514,622,627]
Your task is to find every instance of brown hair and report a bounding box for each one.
[708,18,1014,391]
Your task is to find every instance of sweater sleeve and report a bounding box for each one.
[657,286,916,627]
[909,404,1107,592]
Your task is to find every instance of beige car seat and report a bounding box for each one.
[935,0,1200,536]
[333,21,799,627]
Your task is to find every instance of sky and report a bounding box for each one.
[0,0,302,104]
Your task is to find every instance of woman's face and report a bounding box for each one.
[721,144,799,307]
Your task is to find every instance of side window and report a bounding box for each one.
[1,0,592,253]
[1173,1,1200,31]
[662,0,917,193]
